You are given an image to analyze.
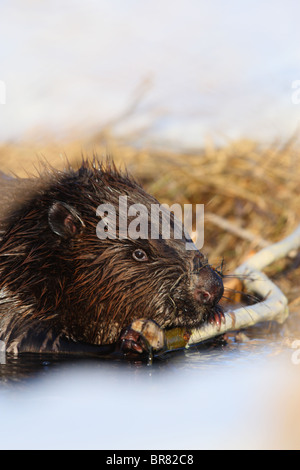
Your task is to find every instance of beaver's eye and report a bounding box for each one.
[132,249,148,262]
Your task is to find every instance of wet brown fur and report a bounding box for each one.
[0,159,223,354]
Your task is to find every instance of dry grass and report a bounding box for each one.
[0,132,300,300]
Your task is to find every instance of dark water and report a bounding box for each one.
[0,316,292,384]
[0,331,283,385]
[0,323,299,450]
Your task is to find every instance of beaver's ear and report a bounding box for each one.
[48,201,85,238]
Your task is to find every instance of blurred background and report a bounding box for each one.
[1,0,300,450]
[1,0,300,147]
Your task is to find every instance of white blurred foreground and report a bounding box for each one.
[0,349,300,450]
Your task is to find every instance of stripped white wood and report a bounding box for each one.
[187,224,300,347]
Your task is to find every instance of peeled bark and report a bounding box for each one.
[185,224,300,347]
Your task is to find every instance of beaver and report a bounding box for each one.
[0,159,224,357]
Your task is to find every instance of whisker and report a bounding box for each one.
[191,262,214,275]
[220,295,236,302]
[223,287,262,304]
[169,271,188,293]
[221,273,252,280]
[214,258,225,276]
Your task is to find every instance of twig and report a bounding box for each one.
[205,211,270,249]
[185,224,300,347]
[186,269,288,347]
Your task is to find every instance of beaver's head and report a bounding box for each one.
[0,161,224,346]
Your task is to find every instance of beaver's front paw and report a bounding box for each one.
[118,319,166,355]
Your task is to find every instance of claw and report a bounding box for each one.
[116,319,166,358]
[208,305,225,329]
[209,312,221,328]
[119,327,148,354]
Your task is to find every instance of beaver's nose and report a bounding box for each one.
[194,279,224,305]
[192,256,224,306]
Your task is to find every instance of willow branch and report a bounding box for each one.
[185,224,300,347]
